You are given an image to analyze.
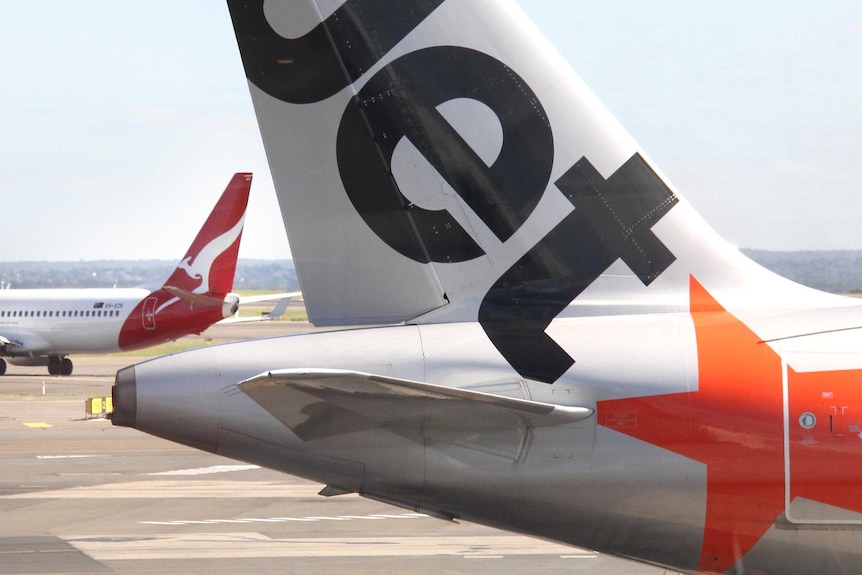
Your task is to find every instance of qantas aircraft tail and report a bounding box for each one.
[160,172,251,298]
[227,1,846,334]
[116,173,251,351]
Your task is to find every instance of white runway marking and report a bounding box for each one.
[145,464,260,476]
[66,533,588,561]
[140,512,429,526]
[37,454,104,459]
[3,480,326,499]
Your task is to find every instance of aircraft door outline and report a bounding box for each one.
[781,351,862,528]
[142,297,157,331]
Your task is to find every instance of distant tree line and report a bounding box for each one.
[742,250,862,294]
[3,252,862,294]
[0,259,299,292]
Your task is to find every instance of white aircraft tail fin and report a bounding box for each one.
[227,1,844,380]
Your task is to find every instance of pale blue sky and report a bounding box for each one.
[1,2,861,261]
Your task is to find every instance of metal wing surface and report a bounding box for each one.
[237,369,592,443]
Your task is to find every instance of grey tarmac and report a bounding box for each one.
[0,320,670,575]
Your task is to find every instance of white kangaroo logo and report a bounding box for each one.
[176,215,245,294]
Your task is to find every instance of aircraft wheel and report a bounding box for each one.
[0,358,6,376]
[47,356,62,376]
[61,358,73,376]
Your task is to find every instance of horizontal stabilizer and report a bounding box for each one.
[236,291,301,305]
[163,286,225,308]
[753,304,862,343]
[237,369,592,442]
[219,292,302,324]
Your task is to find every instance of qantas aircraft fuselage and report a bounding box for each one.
[0,287,235,356]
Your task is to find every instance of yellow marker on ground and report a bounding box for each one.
[24,422,52,428]
[85,396,112,419]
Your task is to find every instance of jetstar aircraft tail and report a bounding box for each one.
[107,5,862,575]
[228,1,847,337]
[228,0,852,336]
[109,6,862,574]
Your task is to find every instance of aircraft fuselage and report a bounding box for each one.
[114,292,862,574]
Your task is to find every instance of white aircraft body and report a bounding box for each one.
[0,173,254,376]
[112,3,862,574]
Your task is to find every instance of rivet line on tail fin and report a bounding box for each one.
[478,153,678,383]
[336,46,553,264]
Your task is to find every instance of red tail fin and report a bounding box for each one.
[162,173,252,296]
